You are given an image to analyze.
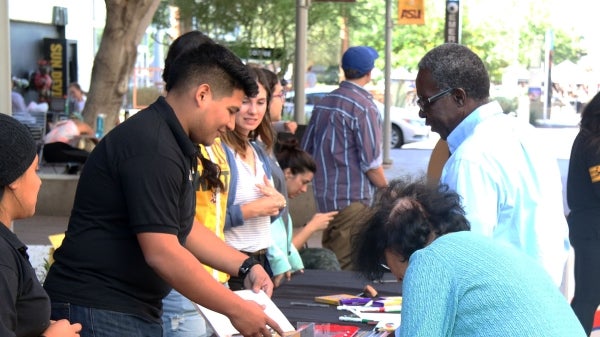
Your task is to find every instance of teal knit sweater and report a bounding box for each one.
[397,231,585,337]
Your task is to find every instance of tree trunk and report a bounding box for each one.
[82,0,161,134]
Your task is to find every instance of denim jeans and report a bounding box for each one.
[50,302,163,337]
[162,289,212,337]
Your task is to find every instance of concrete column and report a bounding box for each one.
[294,0,308,124]
[382,0,392,166]
[1,0,11,231]
[0,0,11,116]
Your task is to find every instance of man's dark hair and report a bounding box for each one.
[579,91,600,153]
[343,68,365,80]
[260,68,280,97]
[166,43,257,99]
[352,178,470,281]
[163,32,258,192]
[418,43,490,101]
[163,31,214,85]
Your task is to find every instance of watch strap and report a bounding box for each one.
[238,256,260,279]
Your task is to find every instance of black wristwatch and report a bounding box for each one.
[238,257,260,279]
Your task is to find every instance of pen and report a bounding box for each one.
[339,316,378,324]
[356,306,402,313]
[339,297,374,305]
[290,301,330,308]
[337,305,401,313]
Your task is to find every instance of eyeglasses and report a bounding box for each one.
[272,89,286,101]
[416,87,454,111]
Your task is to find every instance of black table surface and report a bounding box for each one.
[271,269,402,328]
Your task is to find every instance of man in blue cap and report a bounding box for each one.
[301,46,388,270]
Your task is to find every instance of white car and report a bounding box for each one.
[283,86,429,148]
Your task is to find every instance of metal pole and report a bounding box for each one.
[1,0,11,117]
[445,0,461,44]
[543,29,553,121]
[382,0,392,166]
[294,0,309,124]
[1,0,11,232]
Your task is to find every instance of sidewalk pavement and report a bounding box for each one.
[14,215,69,246]
[15,214,323,248]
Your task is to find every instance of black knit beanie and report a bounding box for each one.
[0,114,37,186]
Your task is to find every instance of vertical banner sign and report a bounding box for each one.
[397,0,424,25]
[444,0,460,43]
[43,38,68,98]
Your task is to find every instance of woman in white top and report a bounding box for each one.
[43,117,97,166]
[221,66,286,290]
[67,82,87,117]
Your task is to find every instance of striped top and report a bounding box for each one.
[224,148,272,252]
[301,81,383,212]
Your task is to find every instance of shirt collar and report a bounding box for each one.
[339,80,373,99]
[447,100,503,154]
[0,222,29,260]
[154,96,199,160]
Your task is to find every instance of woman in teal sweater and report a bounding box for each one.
[353,179,586,337]
[268,139,340,286]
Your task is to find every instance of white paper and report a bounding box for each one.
[194,290,295,337]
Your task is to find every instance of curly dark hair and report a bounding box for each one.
[579,91,600,154]
[275,138,316,175]
[352,178,470,281]
[197,146,224,192]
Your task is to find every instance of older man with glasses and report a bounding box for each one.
[415,43,570,289]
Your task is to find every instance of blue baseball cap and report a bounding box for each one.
[342,46,379,77]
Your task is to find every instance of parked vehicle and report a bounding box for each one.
[283,86,429,148]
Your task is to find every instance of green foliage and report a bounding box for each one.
[494,96,519,114]
[136,87,162,107]
[151,0,588,86]
[152,0,171,31]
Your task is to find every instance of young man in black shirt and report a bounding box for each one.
[44,41,283,337]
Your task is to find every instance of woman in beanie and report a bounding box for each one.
[0,113,81,336]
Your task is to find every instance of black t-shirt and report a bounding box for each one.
[567,130,600,240]
[44,97,198,322]
[0,224,50,337]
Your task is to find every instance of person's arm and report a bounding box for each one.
[266,218,293,287]
[271,121,287,133]
[12,92,27,112]
[137,230,283,337]
[74,120,99,144]
[231,176,286,223]
[426,139,450,186]
[584,145,600,199]
[398,252,458,337]
[284,121,297,134]
[366,166,388,188]
[292,211,338,250]
[359,103,387,188]
[239,196,283,219]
